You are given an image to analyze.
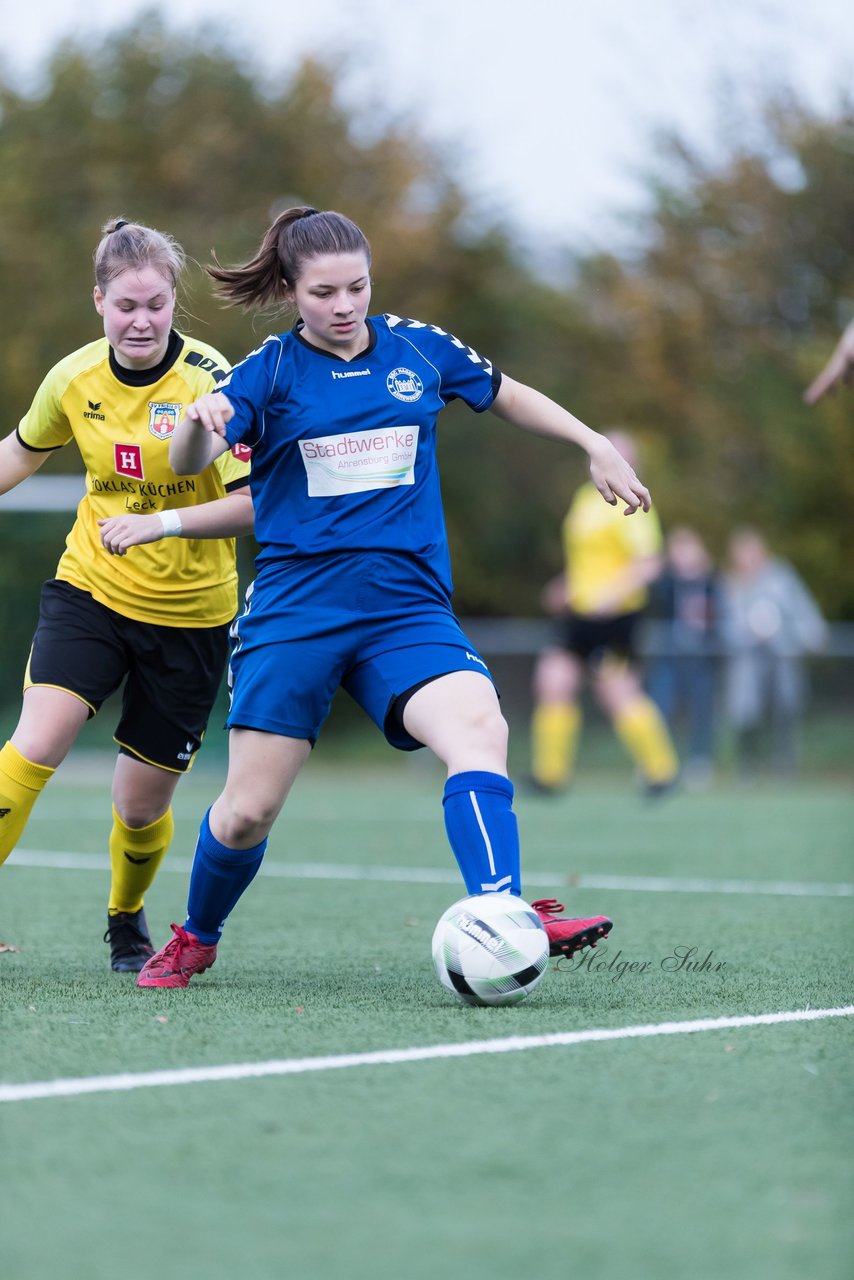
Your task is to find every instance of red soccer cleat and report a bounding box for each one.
[136,924,217,989]
[531,898,613,958]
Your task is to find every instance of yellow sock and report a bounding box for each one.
[614,698,679,784]
[531,703,582,788]
[0,741,55,866]
[108,806,174,914]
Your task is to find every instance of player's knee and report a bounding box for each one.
[533,650,578,702]
[9,727,72,771]
[594,667,639,714]
[466,703,509,755]
[115,800,167,829]
[215,790,279,844]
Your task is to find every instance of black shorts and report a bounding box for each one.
[556,610,643,668]
[25,579,230,773]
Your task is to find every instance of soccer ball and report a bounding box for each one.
[431,893,549,1006]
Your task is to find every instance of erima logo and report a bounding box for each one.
[84,398,106,421]
[177,740,194,761]
[124,852,151,865]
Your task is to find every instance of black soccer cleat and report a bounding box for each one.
[643,774,680,800]
[104,907,156,973]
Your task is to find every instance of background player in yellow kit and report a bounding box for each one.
[0,217,252,970]
[529,431,679,795]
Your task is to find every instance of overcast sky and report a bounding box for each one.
[3,0,852,252]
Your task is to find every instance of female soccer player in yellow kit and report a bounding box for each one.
[0,218,252,970]
[530,432,679,795]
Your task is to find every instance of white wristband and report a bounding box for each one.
[158,509,183,538]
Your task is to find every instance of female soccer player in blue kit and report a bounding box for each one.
[137,207,651,989]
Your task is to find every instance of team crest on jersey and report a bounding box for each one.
[114,444,144,480]
[386,368,424,403]
[147,401,182,440]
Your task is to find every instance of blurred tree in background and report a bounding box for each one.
[0,14,851,702]
[573,96,854,616]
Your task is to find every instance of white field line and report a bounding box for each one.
[1,1007,852,1104]
[7,848,854,899]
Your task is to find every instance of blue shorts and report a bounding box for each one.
[227,552,494,750]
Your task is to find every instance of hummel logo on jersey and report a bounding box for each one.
[466,651,488,669]
[331,368,371,380]
[123,852,151,865]
[84,399,106,421]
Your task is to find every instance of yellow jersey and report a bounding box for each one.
[562,482,663,616]
[17,331,250,627]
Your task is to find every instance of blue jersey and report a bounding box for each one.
[220,314,501,595]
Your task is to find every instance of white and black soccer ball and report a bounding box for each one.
[431,893,549,1007]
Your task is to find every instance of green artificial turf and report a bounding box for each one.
[1,756,852,1280]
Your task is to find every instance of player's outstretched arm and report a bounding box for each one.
[170,393,235,475]
[0,431,52,496]
[490,376,651,514]
[803,318,854,405]
[98,488,254,556]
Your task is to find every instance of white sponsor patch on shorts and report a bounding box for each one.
[299,425,420,496]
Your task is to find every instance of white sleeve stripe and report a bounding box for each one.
[256,337,284,447]
[392,330,448,407]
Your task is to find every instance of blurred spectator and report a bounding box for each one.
[529,432,679,796]
[803,317,854,404]
[646,526,722,789]
[721,528,827,777]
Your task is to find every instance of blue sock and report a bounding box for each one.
[185,808,267,943]
[442,771,521,897]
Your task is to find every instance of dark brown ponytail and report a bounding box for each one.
[208,207,371,309]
